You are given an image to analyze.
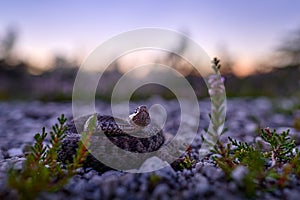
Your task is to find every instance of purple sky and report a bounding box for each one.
[1,0,300,75]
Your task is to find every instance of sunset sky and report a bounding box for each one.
[0,0,300,76]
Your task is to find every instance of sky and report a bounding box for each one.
[0,0,300,76]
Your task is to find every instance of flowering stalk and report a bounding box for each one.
[200,57,227,156]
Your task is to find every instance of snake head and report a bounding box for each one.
[129,105,151,127]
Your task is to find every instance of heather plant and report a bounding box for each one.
[200,58,300,197]
[212,128,300,197]
[200,57,227,156]
[179,145,196,170]
[8,114,96,200]
[293,110,300,130]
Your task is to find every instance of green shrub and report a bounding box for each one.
[212,128,300,197]
[8,114,96,200]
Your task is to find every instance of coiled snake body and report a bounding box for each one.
[58,106,168,172]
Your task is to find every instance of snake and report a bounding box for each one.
[58,105,185,172]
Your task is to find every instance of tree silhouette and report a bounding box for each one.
[0,26,18,60]
[277,27,300,66]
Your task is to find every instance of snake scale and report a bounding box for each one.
[58,106,183,172]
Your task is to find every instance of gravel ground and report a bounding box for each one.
[0,97,299,199]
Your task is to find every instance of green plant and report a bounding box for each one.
[261,128,295,164]
[179,145,196,170]
[212,128,300,197]
[198,58,300,197]
[200,57,226,155]
[8,114,96,200]
[149,174,162,190]
[294,118,300,130]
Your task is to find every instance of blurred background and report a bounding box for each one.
[0,0,299,101]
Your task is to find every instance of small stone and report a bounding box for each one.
[100,175,119,198]
[228,181,237,191]
[83,189,101,200]
[129,156,169,173]
[0,161,9,172]
[152,183,169,198]
[74,167,86,175]
[182,190,193,199]
[271,114,288,126]
[193,174,209,194]
[0,172,8,193]
[100,170,122,181]
[195,162,203,172]
[13,159,25,171]
[115,186,127,197]
[84,170,98,180]
[139,182,148,192]
[271,189,282,197]
[64,175,81,191]
[255,136,271,151]
[72,179,86,195]
[243,135,254,143]
[21,144,32,155]
[0,150,3,161]
[191,168,196,174]
[7,148,23,157]
[37,192,62,200]
[155,165,177,179]
[201,165,224,181]
[88,175,103,186]
[231,165,248,185]
[283,188,300,200]
[244,123,257,133]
